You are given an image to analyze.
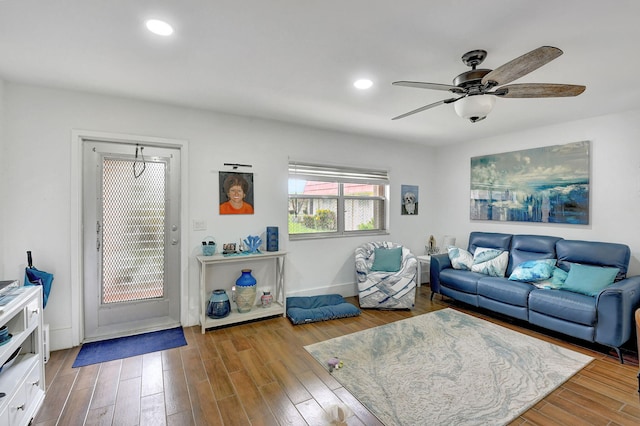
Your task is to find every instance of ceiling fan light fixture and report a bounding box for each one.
[454,95,495,122]
[145,19,174,36]
[354,79,373,90]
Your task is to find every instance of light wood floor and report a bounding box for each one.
[33,286,640,425]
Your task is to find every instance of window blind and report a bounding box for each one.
[288,161,389,184]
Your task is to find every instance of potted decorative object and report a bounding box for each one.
[261,288,273,308]
[235,269,257,313]
[202,237,216,256]
[206,289,231,319]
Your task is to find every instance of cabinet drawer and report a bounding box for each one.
[6,384,27,426]
[25,299,40,330]
[24,361,43,409]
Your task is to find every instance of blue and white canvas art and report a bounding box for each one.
[470,141,590,224]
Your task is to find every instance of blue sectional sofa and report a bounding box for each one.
[430,232,640,363]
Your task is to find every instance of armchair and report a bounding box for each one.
[355,241,417,309]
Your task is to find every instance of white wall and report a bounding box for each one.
[2,83,435,350]
[0,79,4,279]
[432,109,640,275]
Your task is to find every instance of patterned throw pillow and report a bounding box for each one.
[471,247,509,277]
[533,267,569,289]
[447,247,474,270]
[508,259,556,282]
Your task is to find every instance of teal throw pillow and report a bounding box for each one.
[370,247,403,272]
[447,247,473,271]
[509,259,556,282]
[560,263,619,296]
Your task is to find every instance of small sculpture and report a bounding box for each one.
[243,235,262,253]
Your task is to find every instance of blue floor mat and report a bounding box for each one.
[72,326,187,368]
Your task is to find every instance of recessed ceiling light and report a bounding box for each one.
[354,79,373,90]
[146,19,174,36]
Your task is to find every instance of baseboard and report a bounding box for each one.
[50,326,75,352]
[286,281,358,298]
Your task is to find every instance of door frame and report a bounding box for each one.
[71,129,189,346]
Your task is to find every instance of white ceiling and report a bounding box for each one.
[1,0,639,146]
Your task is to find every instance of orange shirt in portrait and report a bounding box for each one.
[220,201,254,214]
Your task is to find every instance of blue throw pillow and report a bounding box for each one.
[370,247,402,272]
[509,259,556,282]
[560,263,619,296]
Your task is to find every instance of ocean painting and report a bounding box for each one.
[470,141,590,224]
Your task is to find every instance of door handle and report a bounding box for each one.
[171,239,179,245]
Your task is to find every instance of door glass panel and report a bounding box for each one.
[102,158,166,304]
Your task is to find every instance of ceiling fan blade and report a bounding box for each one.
[494,83,586,98]
[392,97,461,120]
[393,81,466,94]
[481,46,563,87]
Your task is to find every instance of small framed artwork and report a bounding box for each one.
[222,243,237,254]
[401,184,419,215]
[219,172,254,215]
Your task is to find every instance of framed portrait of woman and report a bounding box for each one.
[219,172,254,215]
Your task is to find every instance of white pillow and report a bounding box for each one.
[471,247,509,277]
[447,246,473,270]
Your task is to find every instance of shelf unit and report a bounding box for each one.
[197,251,286,333]
[0,285,45,426]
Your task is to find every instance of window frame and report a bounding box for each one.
[288,161,389,240]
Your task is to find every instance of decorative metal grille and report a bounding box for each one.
[101,158,166,304]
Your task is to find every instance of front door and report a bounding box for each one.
[82,140,181,341]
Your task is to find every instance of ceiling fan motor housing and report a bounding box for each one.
[453,69,492,93]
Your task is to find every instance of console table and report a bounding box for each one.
[197,251,286,333]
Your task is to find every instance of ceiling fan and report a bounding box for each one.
[392,46,586,123]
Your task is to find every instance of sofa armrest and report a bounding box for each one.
[595,275,640,348]
[429,253,451,296]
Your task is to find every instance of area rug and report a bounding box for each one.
[72,327,187,368]
[304,308,592,426]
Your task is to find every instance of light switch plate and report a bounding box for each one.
[193,220,207,231]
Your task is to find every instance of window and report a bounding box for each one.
[288,161,388,238]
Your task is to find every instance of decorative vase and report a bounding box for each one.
[235,269,257,313]
[261,290,273,308]
[206,289,231,319]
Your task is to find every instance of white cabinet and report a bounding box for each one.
[197,251,286,333]
[0,286,45,426]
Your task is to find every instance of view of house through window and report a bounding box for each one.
[288,162,388,237]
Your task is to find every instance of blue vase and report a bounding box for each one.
[235,269,257,313]
[206,289,231,319]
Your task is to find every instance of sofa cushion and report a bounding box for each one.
[556,239,630,281]
[447,246,474,270]
[529,289,597,326]
[439,268,484,294]
[370,247,402,272]
[508,235,562,276]
[477,277,534,306]
[560,263,619,296]
[471,248,509,277]
[468,232,512,254]
[508,259,556,282]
